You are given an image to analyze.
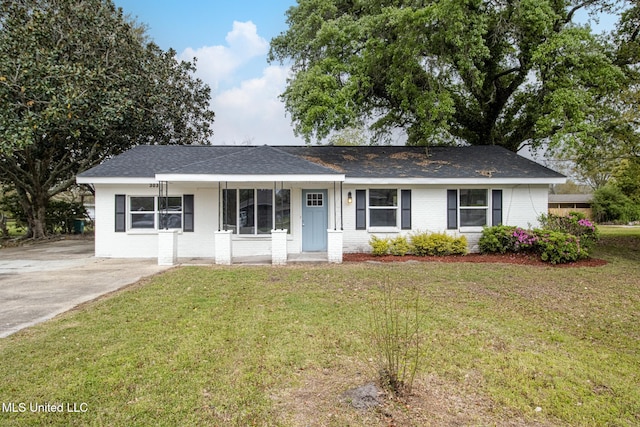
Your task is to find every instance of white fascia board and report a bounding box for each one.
[155,173,346,182]
[76,176,157,185]
[344,177,566,185]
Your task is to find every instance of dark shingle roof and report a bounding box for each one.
[279,145,564,179]
[162,145,341,175]
[77,145,244,178]
[77,144,564,180]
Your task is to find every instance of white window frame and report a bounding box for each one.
[458,189,488,230]
[128,196,183,232]
[223,188,291,236]
[368,188,400,231]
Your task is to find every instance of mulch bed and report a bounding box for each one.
[343,252,608,267]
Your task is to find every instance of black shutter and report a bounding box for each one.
[492,190,502,226]
[115,194,126,232]
[183,195,194,232]
[355,190,366,230]
[447,190,457,230]
[401,190,411,230]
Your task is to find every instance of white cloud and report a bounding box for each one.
[211,65,304,145]
[177,21,268,91]
[177,21,303,146]
[225,21,269,60]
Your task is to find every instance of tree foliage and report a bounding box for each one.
[0,0,215,238]
[270,0,635,154]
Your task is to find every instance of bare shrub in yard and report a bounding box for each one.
[369,278,423,398]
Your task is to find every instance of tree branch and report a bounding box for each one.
[564,1,597,24]
[493,67,521,81]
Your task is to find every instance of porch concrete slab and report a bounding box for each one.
[232,255,272,265]
[0,239,170,338]
[288,252,328,263]
[230,253,329,265]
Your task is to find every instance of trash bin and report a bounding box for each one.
[73,219,85,234]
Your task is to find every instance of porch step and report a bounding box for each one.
[288,252,328,263]
[179,253,329,266]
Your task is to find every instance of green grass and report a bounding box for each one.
[1,231,639,426]
[598,225,640,237]
[1,220,26,239]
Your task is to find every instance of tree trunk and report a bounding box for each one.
[17,187,49,239]
[29,204,47,239]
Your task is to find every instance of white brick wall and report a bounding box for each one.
[501,186,548,228]
[271,229,288,265]
[214,231,232,265]
[341,184,550,254]
[93,184,217,258]
[327,230,343,263]
[93,182,550,259]
[158,230,178,265]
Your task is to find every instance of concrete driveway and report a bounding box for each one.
[0,239,170,338]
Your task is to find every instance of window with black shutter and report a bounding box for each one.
[115,194,126,232]
[492,190,502,226]
[355,190,366,230]
[447,190,458,229]
[401,190,411,230]
[183,195,194,232]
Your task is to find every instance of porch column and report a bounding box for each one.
[271,229,288,265]
[214,230,233,265]
[327,229,343,263]
[158,229,178,266]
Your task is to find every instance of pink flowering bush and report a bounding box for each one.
[512,227,538,251]
[480,213,597,264]
[538,212,599,251]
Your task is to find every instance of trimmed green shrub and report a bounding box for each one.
[450,235,468,255]
[536,230,588,264]
[389,236,411,256]
[478,225,517,254]
[410,232,467,256]
[370,235,391,256]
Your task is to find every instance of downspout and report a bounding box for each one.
[218,181,221,231]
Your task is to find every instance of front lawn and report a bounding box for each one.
[1,231,639,426]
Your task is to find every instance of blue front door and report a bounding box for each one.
[302,190,328,251]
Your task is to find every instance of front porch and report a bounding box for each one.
[175,252,330,266]
[157,228,343,266]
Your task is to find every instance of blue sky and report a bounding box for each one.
[114,1,294,53]
[113,0,300,145]
[112,1,620,147]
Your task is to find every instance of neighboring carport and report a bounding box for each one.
[0,239,170,338]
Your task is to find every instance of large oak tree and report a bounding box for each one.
[269,0,637,157]
[0,0,215,238]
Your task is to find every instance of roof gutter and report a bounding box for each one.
[344,177,566,185]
